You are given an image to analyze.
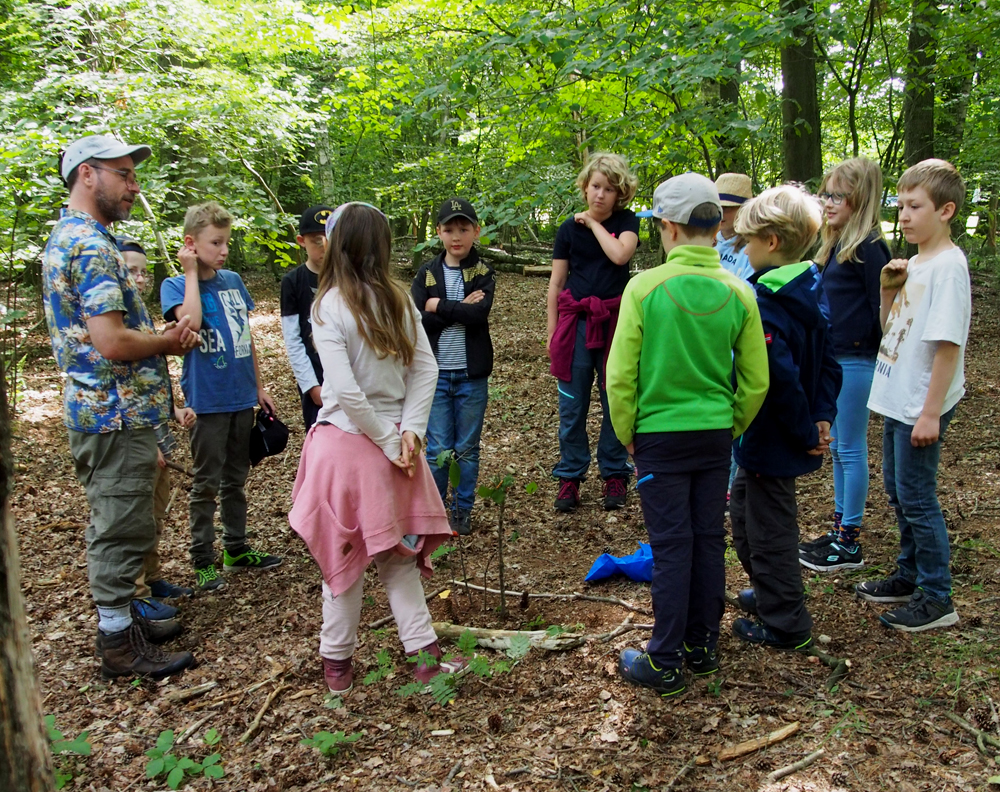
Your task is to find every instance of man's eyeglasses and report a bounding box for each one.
[818,192,847,206]
[89,164,139,187]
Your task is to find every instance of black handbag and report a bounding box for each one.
[249,409,289,466]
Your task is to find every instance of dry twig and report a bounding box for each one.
[765,748,825,783]
[665,756,696,789]
[944,711,1000,755]
[238,683,290,744]
[369,587,448,628]
[175,714,213,745]
[447,580,651,615]
[165,681,218,703]
[696,721,800,765]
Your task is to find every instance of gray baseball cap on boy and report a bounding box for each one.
[637,172,723,228]
[60,135,152,181]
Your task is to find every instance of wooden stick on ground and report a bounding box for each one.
[944,711,1000,753]
[665,756,696,789]
[164,459,193,477]
[165,681,218,704]
[238,684,290,744]
[369,587,448,629]
[765,748,825,783]
[447,580,652,615]
[175,714,213,745]
[696,721,800,765]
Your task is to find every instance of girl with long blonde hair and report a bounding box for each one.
[291,202,465,696]
[799,158,891,573]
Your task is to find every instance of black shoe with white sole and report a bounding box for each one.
[799,541,864,573]
[879,590,959,632]
[855,574,916,603]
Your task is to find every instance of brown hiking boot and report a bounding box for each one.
[99,621,195,680]
[94,616,182,656]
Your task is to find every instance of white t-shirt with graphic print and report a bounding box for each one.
[867,246,971,425]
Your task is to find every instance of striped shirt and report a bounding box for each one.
[437,264,467,370]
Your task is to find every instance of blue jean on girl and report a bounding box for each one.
[426,370,489,512]
[883,407,955,602]
[830,356,876,528]
[552,319,631,481]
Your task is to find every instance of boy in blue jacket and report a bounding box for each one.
[729,186,843,652]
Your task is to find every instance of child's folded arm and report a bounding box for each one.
[410,270,450,333]
[434,273,495,326]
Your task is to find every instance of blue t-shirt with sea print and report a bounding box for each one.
[161,270,258,415]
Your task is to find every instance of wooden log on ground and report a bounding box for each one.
[432,622,585,651]
[523,266,553,277]
[695,721,800,765]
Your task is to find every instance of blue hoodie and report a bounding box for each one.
[734,262,843,478]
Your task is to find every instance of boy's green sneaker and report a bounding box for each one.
[223,546,283,572]
[195,564,227,592]
[617,649,687,697]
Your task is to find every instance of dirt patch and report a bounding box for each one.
[9,269,1000,791]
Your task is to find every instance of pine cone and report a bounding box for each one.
[831,770,848,786]
[973,707,992,730]
[969,615,983,628]
[752,756,773,772]
[913,724,929,743]
[488,713,503,733]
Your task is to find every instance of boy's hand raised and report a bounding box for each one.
[178,243,200,275]
[880,258,909,290]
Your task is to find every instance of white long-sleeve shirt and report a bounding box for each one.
[311,287,438,461]
[281,314,321,394]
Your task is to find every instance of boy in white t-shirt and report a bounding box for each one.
[856,159,971,632]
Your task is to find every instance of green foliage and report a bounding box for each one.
[435,449,461,489]
[300,730,362,757]
[363,647,395,685]
[457,629,479,657]
[429,543,456,561]
[45,715,92,790]
[144,729,225,789]
[506,634,532,660]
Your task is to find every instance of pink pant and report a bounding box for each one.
[320,550,437,660]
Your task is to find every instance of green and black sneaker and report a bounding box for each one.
[195,564,227,592]
[683,643,720,676]
[223,546,283,572]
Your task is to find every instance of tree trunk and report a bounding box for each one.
[780,0,822,184]
[935,42,976,164]
[901,0,938,167]
[715,67,748,175]
[0,358,55,791]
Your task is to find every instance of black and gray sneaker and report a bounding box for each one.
[453,509,472,537]
[618,649,686,697]
[683,643,720,677]
[799,541,864,572]
[855,573,916,603]
[798,530,837,555]
[732,618,814,653]
[879,590,959,632]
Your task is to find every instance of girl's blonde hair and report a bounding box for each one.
[576,153,638,209]
[734,185,823,262]
[815,157,884,266]
[312,203,416,366]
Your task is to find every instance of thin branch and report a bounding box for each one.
[765,748,826,783]
[447,580,652,615]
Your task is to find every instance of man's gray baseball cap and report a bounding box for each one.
[636,172,723,228]
[60,135,152,181]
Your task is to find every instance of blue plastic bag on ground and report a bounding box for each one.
[584,542,653,583]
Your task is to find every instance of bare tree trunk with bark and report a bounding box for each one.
[0,358,55,791]
[901,0,938,167]
[781,0,822,184]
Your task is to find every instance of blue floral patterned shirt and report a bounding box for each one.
[42,209,172,433]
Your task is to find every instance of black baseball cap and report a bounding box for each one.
[116,236,146,256]
[437,198,478,225]
[299,205,334,236]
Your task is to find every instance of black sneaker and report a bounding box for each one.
[602,476,628,510]
[798,530,837,554]
[799,542,864,573]
[683,643,720,677]
[617,649,686,697]
[453,509,472,537]
[223,546,283,572]
[732,618,813,653]
[879,590,959,632]
[736,587,758,616]
[195,564,227,592]
[554,478,580,512]
[855,574,916,603]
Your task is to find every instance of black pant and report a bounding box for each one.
[633,430,731,670]
[301,389,321,431]
[729,468,813,637]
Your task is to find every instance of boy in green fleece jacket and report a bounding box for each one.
[607,172,769,698]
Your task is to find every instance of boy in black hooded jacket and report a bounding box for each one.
[729,186,843,652]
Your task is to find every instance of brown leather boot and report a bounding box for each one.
[95,617,182,656]
[99,621,195,680]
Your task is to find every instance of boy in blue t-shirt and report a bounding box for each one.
[714,173,754,282]
[160,202,282,592]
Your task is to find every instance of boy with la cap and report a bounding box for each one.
[281,205,334,429]
[715,173,754,281]
[606,173,769,698]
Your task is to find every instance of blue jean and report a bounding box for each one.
[553,319,631,481]
[426,370,489,512]
[830,356,876,527]
[883,408,955,601]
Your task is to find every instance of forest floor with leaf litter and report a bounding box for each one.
[9,269,1000,792]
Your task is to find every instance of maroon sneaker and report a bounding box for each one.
[322,656,354,694]
[554,478,580,512]
[602,475,628,510]
[408,641,468,686]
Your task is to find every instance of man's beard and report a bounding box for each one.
[94,182,132,223]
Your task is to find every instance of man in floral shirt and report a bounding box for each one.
[43,135,199,679]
